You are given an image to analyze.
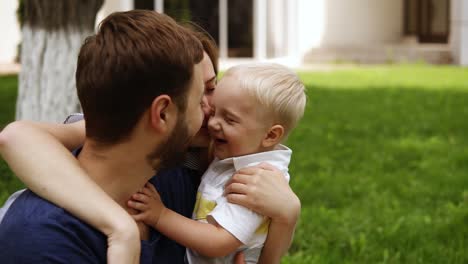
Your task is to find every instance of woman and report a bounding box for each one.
[0,27,300,264]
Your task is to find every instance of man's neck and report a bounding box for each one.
[77,140,156,208]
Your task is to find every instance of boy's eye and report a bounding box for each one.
[225,117,236,124]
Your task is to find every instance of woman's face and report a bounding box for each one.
[190,52,217,147]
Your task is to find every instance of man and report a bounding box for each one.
[0,10,205,263]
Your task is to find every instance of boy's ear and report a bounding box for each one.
[262,125,284,148]
[149,95,174,133]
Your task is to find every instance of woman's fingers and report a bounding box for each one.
[257,162,279,171]
[225,193,249,208]
[227,173,252,185]
[235,162,277,176]
[224,182,249,195]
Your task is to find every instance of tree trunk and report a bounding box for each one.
[16,0,103,122]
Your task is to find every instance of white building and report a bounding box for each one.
[1,0,468,67]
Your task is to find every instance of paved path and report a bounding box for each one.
[0,63,21,75]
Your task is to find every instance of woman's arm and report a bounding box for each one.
[224,163,301,264]
[0,121,140,264]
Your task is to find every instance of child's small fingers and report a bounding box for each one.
[139,187,153,197]
[147,182,158,193]
[132,193,149,203]
[127,200,148,211]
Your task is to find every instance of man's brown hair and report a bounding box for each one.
[76,10,203,145]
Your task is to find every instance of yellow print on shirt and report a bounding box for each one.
[193,192,217,221]
[255,218,271,235]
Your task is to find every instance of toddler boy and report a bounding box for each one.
[129,63,306,263]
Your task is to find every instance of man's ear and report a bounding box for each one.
[262,125,284,148]
[149,95,174,133]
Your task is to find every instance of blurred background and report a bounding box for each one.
[0,0,467,263]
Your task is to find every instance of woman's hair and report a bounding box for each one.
[224,63,307,135]
[182,22,219,75]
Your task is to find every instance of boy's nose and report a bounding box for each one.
[208,116,220,131]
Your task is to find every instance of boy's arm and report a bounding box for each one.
[224,163,301,263]
[129,183,242,257]
[0,121,140,264]
[258,217,298,264]
[158,208,242,257]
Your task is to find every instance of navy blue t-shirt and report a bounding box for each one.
[0,190,158,264]
[149,166,200,263]
[0,166,200,264]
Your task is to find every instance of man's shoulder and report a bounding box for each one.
[0,190,106,263]
[2,190,96,229]
[2,190,63,219]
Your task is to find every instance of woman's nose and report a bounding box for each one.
[208,115,220,131]
[201,96,211,117]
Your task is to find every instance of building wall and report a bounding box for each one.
[0,1,21,64]
[295,0,404,51]
[1,0,466,66]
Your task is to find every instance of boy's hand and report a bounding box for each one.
[127,182,166,229]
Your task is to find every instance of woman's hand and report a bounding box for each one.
[106,219,141,264]
[224,162,301,224]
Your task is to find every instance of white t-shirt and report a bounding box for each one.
[186,144,292,264]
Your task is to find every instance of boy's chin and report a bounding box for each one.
[214,149,227,160]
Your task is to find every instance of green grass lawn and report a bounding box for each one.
[0,75,23,203]
[1,65,468,263]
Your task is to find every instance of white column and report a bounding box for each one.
[254,0,267,60]
[267,0,285,58]
[460,0,468,65]
[96,0,133,27]
[0,0,21,64]
[451,0,468,66]
[219,0,228,59]
[154,0,164,13]
[286,0,299,58]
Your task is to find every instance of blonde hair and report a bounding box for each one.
[224,63,306,135]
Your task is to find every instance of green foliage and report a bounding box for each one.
[0,75,23,203]
[1,65,467,262]
[163,0,192,22]
[0,75,18,128]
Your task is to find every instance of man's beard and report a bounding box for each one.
[146,113,193,171]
